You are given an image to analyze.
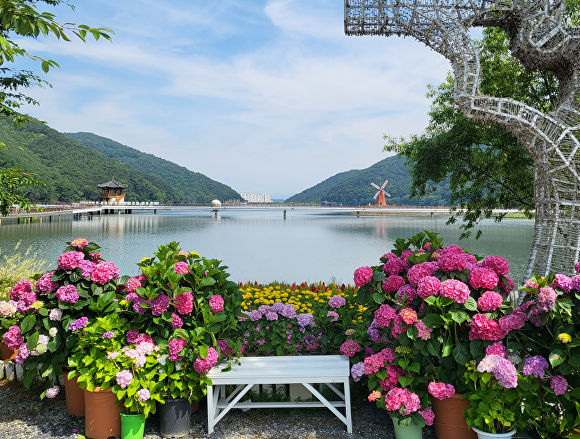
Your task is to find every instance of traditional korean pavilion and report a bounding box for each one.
[98,178,127,205]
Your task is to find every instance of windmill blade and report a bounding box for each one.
[371,182,381,190]
[384,192,391,198]
[380,179,389,190]
[373,191,380,199]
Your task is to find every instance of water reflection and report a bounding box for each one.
[0,210,534,285]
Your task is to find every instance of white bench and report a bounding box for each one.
[206,355,352,434]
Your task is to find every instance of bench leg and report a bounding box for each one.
[344,379,352,433]
[303,383,349,428]
[207,384,215,435]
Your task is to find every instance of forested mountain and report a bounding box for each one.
[286,155,451,206]
[0,118,241,204]
[65,132,240,204]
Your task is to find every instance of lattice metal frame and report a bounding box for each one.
[345,0,580,278]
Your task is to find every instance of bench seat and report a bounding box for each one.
[206,355,352,434]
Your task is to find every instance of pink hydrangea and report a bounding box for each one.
[193,347,219,373]
[368,390,381,402]
[57,251,85,270]
[91,262,118,285]
[168,338,187,361]
[439,244,464,255]
[524,279,539,289]
[174,262,190,274]
[382,275,406,294]
[385,388,421,415]
[469,314,505,341]
[125,277,142,293]
[390,315,406,339]
[572,275,580,292]
[379,364,404,391]
[364,353,387,375]
[328,295,346,308]
[481,256,510,276]
[537,287,557,312]
[116,370,133,389]
[135,333,154,345]
[3,325,23,350]
[209,295,224,313]
[174,291,194,315]
[477,291,503,312]
[70,238,88,248]
[478,354,518,388]
[10,280,33,301]
[79,260,97,277]
[440,279,470,304]
[553,274,572,293]
[485,342,508,358]
[399,308,417,325]
[137,389,150,402]
[383,258,405,276]
[46,386,60,398]
[326,311,339,322]
[419,408,435,426]
[340,339,362,357]
[417,276,441,299]
[378,348,396,364]
[170,313,183,329]
[354,266,374,287]
[576,262,580,273]
[414,320,433,340]
[468,267,499,290]
[551,376,568,395]
[437,254,467,272]
[55,285,79,304]
[428,382,455,400]
[407,262,438,286]
[498,311,526,333]
[36,272,58,293]
[374,304,397,328]
[218,339,233,356]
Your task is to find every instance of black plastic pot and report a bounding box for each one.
[159,398,191,438]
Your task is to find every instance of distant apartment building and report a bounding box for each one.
[240,192,272,203]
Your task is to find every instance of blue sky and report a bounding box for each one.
[17,0,450,199]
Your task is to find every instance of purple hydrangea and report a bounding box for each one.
[68,317,89,331]
[328,295,346,309]
[350,362,365,382]
[522,355,550,378]
[45,386,60,398]
[265,312,278,321]
[151,294,170,316]
[280,304,297,319]
[296,313,315,328]
[102,331,115,339]
[551,375,568,395]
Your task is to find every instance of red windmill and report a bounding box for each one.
[371,179,391,207]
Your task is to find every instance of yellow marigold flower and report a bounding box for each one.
[293,304,299,310]
[189,251,200,258]
[141,257,151,262]
[558,333,572,343]
[31,301,43,309]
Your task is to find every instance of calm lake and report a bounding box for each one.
[0,208,534,285]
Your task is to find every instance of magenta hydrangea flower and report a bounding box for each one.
[364,353,386,375]
[572,275,580,292]
[91,262,120,285]
[3,325,23,350]
[469,314,505,341]
[15,342,29,364]
[428,382,455,400]
[340,339,362,357]
[353,266,374,287]
[168,338,187,361]
[116,370,133,389]
[71,238,88,248]
[174,261,190,274]
[379,364,404,392]
[468,267,499,290]
[55,285,80,304]
[57,251,85,270]
[125,277,142,293]
[78,260,97,278]
[522,355,550,378]
[576,261,580,273]
[328,295,346,308]
[209,295,224,313]
[385,388,421,415]
[537,287,557,312]
[417,276,441,299]
[407,262,438,285]
[498,275,514,294]
[553,274,572,293]
[419,408,435,426]
[551,376,568,395]
[477,291,503,312]
[193,347,219,373]
[440,279,471,304]
[174,291,194,315]
[102,331,114,339]
[170,313,183,329]
[397,284,418,303]
[218,339,233,356]
[374,304,396,328]
[383,258,405,276]
[127,330,140,343]
[151,294,171,316]
[36,272,58,293]
[382,275,406,294]
[485,342,508,358]
[414,320,432,340]
[481,256,510,276]
[437,253,467,272]
[9,279,33,301]
[498,311,526,333]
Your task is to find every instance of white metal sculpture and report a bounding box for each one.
[345,0,580,277]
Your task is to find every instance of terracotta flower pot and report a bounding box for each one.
[63,372,85,417]
[84,386,123,439]
[431,393,477,439]
[0,342,17,361]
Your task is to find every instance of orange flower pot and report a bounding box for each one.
[63,372,85,417]
[431,393,477,439]
[0,342,17,361]
[84,386,123,439]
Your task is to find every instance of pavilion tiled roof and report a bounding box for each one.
[98,178,128,189]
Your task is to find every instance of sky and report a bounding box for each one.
[16,0,451,200]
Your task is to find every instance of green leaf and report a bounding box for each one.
[422,314,444,328]
[450,309,468,324]
[20,314,36,333]
[197,277,216,288]
[452,343,470,365]
[398,376,414,387]
[464,297,478,311]
[549,349,565,368]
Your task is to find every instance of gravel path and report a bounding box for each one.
[0,379,439,439]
